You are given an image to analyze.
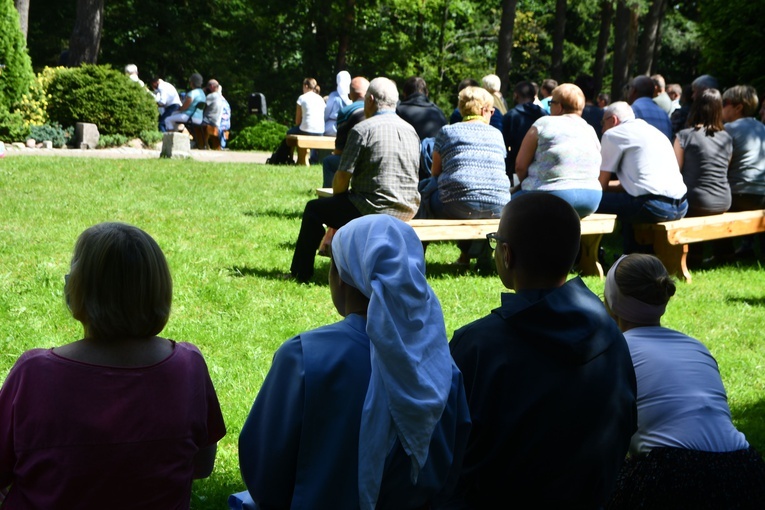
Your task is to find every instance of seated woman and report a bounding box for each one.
[324,70,352,135]
[418,86,510,268]
[674,88,732,217]
[0,222,226,508]
[268,78,326,165]
[514,83,603,218]
[233,215,470,510]
[604,254,765,509]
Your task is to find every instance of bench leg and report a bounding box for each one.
[296,148,310,166]
[579,234,604,279]
[653,239,692,283]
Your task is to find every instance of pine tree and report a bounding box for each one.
[0,0,34,110]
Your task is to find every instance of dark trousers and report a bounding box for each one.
[158,104,180,132]
[290,193,363,281]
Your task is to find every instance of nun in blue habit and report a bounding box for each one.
[232,214,471,510]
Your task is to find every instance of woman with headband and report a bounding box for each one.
[604,254,765,508]
[234,215,470,510]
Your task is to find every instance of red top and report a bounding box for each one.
[0,342,226,509]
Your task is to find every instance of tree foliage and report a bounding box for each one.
[0,0,34,110]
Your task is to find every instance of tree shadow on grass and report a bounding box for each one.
[725,296,765,307]
[731,398,765,454]
[227,263,330,286]
[243,209,302,220]
[425,262,497,280]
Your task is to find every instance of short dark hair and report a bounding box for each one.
[514,81,536,102]
[574,75,597,102]
[403,76,428,98]
[541,79,558,95]
[65,223,172,340]
[190,73,203,88]
[630,75,654,99]
[501,194,580,280]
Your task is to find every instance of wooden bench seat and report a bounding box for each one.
[634,209,765,283]
[315,188,616,278]
[286,135,336,166]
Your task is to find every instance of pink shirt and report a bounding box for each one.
[0,341,226,509]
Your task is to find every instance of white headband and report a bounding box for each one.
[605,255,667,324]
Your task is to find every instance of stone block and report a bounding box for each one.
[43,141,53,149]
[75,122,100,149]
[25,138,35,148]
[160,132,192,159]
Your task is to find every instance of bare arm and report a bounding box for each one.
[192,444,218,479]
[514,127,538,183]
[673,137,685,172]
[431,151,442,177]
[333,170,352,194]
[295,104,302,128]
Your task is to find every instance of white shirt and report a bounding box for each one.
[624,326,748,455]
[601,118,686,199]
[297,91,326,134]
[154,80,182,108]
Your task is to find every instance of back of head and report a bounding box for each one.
[303,77,320,94]
[403,76,428,98]
[692,74,719,94]
[501,194,581,283]
[206,79,219,93]
[350,76,370,101]
[667,83,682,98]
[574,75,597,102]
[541,79,558,96]
[651,74,666,92]
[481,74,501,94]
[65,222,172,340]
[514,81,536,103]
[605,254,674,325]
[124,64,138,75]
[687,88,724,133]
[190,73,203,88]
[552,83,585,114]
[722,84,759,117]
[459,86,493,117]
[368,77,399,110]
[630,75,655,99]
[605,101,635,123]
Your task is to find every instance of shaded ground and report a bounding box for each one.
[2,145,270,164]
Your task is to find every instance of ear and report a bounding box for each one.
[501,241,514,271]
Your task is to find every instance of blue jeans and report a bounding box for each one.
[322,154,341,188]
[597,192,688,253]
[513,188,602,218]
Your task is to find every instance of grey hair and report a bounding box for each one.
[368,77,399,111]
[190,73,203,88]
[605,101,635,123]
[482,74,501,93]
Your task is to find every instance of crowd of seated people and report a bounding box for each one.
[4,70,765,510]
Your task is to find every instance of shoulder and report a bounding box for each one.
[450,312,506,356]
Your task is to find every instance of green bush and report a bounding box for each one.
[0,0,35,110]
[139,129,163,147]
[0,105,29,141]
[46,65,158,137]
[30,122,71,148]
[97,133,129,148]
[228,119,286,151]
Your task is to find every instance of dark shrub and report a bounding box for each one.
[139,129,163,147]
[0,105,29,141]
[0,0,35,110]
[30,122,71,148]
[97,134,129,148]
[46,65,157,137]
[228,119,286,151]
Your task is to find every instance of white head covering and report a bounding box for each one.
[336,70,352,105]
[605,254,667,324]
[331,215,452,510]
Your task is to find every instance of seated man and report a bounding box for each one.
[165,73,206,132]
[235,214,470,510]
[322,76,370,187]
[651,74,673,115]
[502,80,547,179]
[286,77,421,283]
[597,101,688,253]
[444,193,637,509]
[628,75,672,140]
[395,76,447,141]
[195,79,224,150]
[150,77,182,132]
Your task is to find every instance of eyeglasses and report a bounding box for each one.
[549,99,559,105]
[486,232,508,250]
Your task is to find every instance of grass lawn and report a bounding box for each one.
[1,156,764,508]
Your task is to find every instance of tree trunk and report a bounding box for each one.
[335,0,356,71]
[67,0,104,66]
[636,0,666,75]
[611,0,639,101]
[550,0,567,82]
[14,0,29,40]
[593,0,614,96]
[496,0,519,95]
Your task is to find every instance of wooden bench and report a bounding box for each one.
[634,209,765,283]
[316,188,616,278]
[286,135,336,166]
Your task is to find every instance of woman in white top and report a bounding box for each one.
[268,78,326,165]
[604,254,765,509]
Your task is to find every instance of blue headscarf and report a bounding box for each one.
[331,215,452,510]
